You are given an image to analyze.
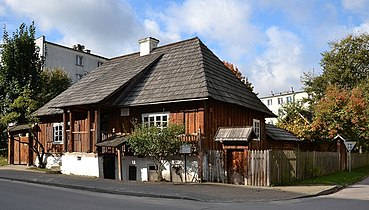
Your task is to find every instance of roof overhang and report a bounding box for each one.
[95,136,128,147]
[214,127,256,143]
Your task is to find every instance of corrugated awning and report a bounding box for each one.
[95,136,128,147]
[214,127,256,142]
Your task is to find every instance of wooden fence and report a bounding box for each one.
[247,150,369,186]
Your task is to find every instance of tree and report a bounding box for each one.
[0,22,41,126]
[311,84,369,150]
[128,124,184,181]
[223,61,254,91]
[276,102,313,140]
[38,68,71,106]
[0,23,71,167]
[303,33,369,102]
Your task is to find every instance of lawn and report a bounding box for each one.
[292,165,369,186]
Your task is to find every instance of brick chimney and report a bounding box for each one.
[138,37,159,56]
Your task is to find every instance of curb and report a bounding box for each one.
[295,185,344,199]
[0,176,200,202]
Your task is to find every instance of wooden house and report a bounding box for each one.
[9,37,274,183]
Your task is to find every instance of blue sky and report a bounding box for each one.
[1,0,369,96]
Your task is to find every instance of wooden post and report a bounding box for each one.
[8,130,14,164]
[197,128,203,182]
[94,108,101,153]
[117,146,122,181]
[63,110,68,152]
[69,110,74,152]
[87,109,91,152]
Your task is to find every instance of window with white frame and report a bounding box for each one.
[142,113,169,128]
[253,119,260,140]
[53,123,63,144]
[76,55,83,66]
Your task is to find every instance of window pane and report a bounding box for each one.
[156,116,161,121]
[143,117,148,122]
[162,115,167,121]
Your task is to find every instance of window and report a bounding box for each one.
[76,55,83,66]
[278,97,283,105]
[142,113,169,128]
[97,61,104,67]
[76,74,83,81]
[53,123,63,144]
[267,99,272,106]
[286,96,292,103]
[253,119,260,140]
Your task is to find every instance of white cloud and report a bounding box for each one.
[4,0,146,57]
[249,27,305,95]
[150,0,263,62]
[342,0,369,12]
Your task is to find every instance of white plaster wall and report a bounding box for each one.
[34,153,62,169]
[61,152,100,177]
[35,37,107,83]
[121,155,199,182]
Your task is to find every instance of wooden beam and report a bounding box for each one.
[69,110,74,152]
[87,109,91,153]
[63,110,68,152]
[117,146,122,181]
[94,108,101,153]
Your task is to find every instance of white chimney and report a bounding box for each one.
[138,37,159,56]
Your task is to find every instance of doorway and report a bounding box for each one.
[103,154,115,179]
[227,150,247,185]
[128,165,137,180]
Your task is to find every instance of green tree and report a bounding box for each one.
[38,68,71,106]
[303,33,369,102]
[0,22,41,126]
[277,102,313,140]
[129,124,184,181]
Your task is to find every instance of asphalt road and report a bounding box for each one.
[1,178,368,210]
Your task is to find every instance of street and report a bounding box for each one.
[1,178,368,210]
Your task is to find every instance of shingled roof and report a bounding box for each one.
[35,37,274,117]
[266,124,302,142]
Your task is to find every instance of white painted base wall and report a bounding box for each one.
[34,153,62,169]
[61,152,100,177]
[121,155,199,182]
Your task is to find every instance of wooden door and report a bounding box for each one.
[13,136,30,165]
[227,150,247,185]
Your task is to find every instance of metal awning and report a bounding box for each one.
[214,127,256,142]
[95,136,128,147]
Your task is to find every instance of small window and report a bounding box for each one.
[267,99,272,106]
[286,96,292,103]
[53,123,63,144]
[142,113,169,129]
[76,74,83,81]
[97,61,104,67]
[278,97,283,105]
[253,119,260,141]
[76,55,83,66]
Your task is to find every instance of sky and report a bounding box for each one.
[1,0,369,96]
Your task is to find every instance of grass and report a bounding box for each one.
[0,155,7,166]
[291,165,369,186]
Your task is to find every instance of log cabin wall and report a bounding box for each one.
[203,99,267,150]
[115,101,205,136]
[37,115,64,154]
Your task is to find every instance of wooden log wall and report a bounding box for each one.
[204,99,267,150]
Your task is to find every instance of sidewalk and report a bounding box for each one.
[0,165,339,202]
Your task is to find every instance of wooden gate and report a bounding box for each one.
[13,136,32,165]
